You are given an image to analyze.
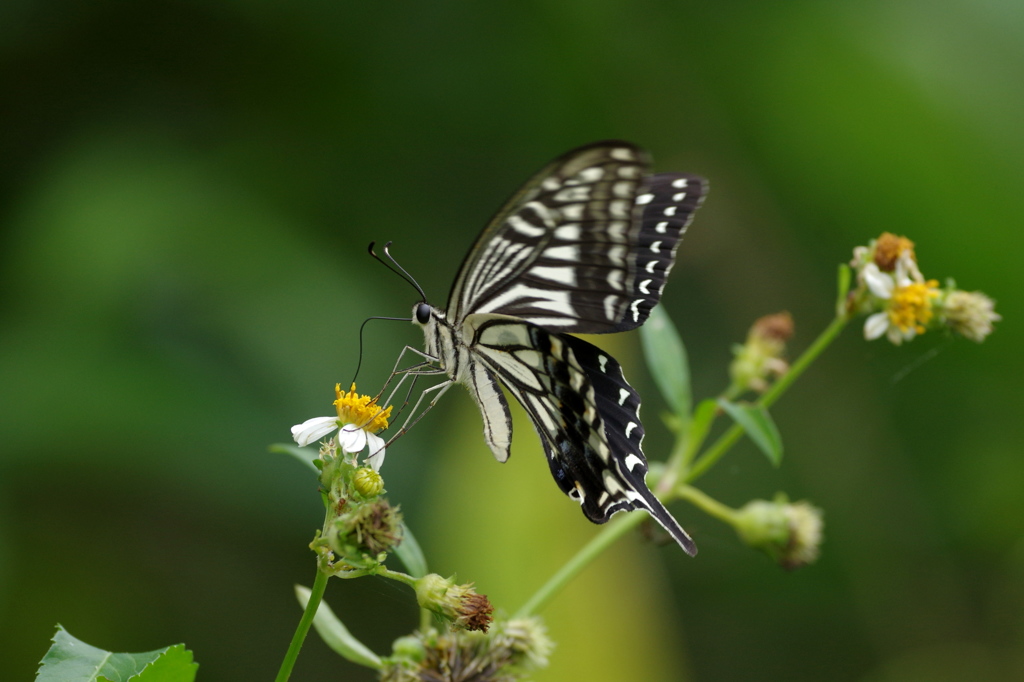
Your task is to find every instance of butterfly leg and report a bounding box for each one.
[381,377,455,448]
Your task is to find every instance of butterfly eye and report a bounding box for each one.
[415,303,432,325]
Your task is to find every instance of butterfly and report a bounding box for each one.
[406,141,706,555]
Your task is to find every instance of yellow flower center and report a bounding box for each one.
[888,280,939,334]
[334,383,392,433]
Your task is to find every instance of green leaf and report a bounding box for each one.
[37,625,197,682]
[269,443,320,474]
[395,521,428,578]
[717,399,784,467]
[640,305,692,420]
[686,398,720,457]
[294,586,383,669]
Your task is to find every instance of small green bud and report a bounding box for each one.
[352,466,384,497]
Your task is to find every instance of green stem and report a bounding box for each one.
[686,314,849,482]
[515,511,646,618]
[275,565,330,682]
[676,485,739,525]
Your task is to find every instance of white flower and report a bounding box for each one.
[861,259,939,345]
[291,416,387,471]
[290,384,391,471]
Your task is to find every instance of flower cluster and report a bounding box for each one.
[380,617,553,682]
[849,232,999,344]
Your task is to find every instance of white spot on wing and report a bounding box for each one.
[639,279,652,294]
[650,241,662,254]
[610,200,630,218]
[578,167,604,182]
[554,224,581,240]
[673,192,687,201]
[507,214,545,237]
[630,299,642,322]
[672,178,688,188]
[645,260,657,273]
[545,244,580,261]
[618,388,630,405]
[664,205,677,217]
[531,265,577,286]
[555,187,591,202]
[655,221,669,234]
[614,182,636,198]
[625,422,637,438]
[624,453,644,471]
[610,148,634,161]
[607,268,624,290]
[560,204,584,220]
[603,294,618,320]
[635,193,655,205]
[598,355,609,373]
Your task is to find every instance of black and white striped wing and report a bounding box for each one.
[446,141,706,333]
[466,313,697,555]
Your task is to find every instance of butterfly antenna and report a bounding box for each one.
[368,241,428,301]
[349,314,414,388]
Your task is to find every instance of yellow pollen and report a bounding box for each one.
[887,280,939,334]
[333,383,392,433]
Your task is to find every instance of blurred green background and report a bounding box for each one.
[2,1,1021,680]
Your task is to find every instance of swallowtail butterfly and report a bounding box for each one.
[409,141,705,555]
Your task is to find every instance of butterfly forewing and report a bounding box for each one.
[449,143,648,332]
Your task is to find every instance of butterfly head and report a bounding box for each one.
[414,302,432,325]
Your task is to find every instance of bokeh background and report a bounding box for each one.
[2,1,1021,680]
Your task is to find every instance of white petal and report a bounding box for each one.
[863,263,894,299]
[338,423,367,453]
[364,432,386,472]
[886,324,905,345]
[864,313,889,340]
[291,416,339,446]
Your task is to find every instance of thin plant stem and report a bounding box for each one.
[676,485,738,525]
[686,314,849,482]
[275,565,330,682]
[515,511,646,619]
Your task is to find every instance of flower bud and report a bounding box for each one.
[414,574,494,632]
[938,289,1000,342]
[734,495,823,570]
[352,466,384,498]
[729,312,793,393]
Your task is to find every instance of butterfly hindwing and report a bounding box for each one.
[466,313,697,555]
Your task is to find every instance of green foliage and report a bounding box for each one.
[716,399,784,467]
[293,587,382,670]
[37,626,197,682]
[640,305,692,421]
[395,522,429,579]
